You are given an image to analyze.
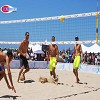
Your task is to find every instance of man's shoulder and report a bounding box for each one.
[49,44,58,47]
[0,51,6,56]
[22,39,29,43]
[74,44,81,46]
[21,39,25,43]
[0,53,6,60]
[49,44,52,47]
[55,44,58,48]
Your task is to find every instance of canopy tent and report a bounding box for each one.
[81,44,89,53]
[34,50,45,54]
[89,44,100,53]
[28,44,42,53]
[81,44,100,53]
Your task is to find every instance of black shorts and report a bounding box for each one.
[20,55,29,69]
[0,66,5,71]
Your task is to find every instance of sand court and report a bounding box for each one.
[0,69,100,100]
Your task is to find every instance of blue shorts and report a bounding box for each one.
[0,66,3,71]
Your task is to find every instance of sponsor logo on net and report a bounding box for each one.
[0,5,17,13]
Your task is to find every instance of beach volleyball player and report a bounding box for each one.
[0,50,16,93]
[17,32,30,82]
[47,36,59,82]
[73,36,82,83]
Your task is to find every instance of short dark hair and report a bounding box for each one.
[7,50,13,57]
[25,32,29,36]
[52,36,55,38]
[75,36,79,40]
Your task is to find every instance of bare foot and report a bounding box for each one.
[22,73,25,80]
[78,78,80,81]
[76,78,80,83]
[17,79,20,83]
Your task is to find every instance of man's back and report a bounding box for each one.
[0,51,6,63]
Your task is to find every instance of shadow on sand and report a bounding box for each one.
[24,79,35,83]
[0,95,21,100]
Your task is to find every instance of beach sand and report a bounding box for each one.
[0,69,100,100]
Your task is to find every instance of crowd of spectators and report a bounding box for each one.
[57,50,100,65]
[82,51,100,65]
[0,47,100,65]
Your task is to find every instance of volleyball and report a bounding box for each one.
[39,77,48,83]
[60,16,65,22]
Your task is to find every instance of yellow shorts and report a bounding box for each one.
[73,56,80,69]
[49,57,57,71]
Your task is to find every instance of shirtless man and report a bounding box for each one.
[47,36,59,81]
[17,32,30,82]
[0,50,16,93]
[73,36,82,83]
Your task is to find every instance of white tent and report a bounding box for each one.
[89,44,100,53]
[81,44,89,53]
[29,44,42,52]
[81,44,100,53]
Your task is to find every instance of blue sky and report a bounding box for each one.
[0,0,99,20]
[0,0,100,50]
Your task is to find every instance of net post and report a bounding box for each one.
[96,0,99,44]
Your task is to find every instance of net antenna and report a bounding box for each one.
[96,0,99,44]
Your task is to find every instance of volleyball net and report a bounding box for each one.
[0,11,100,48]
